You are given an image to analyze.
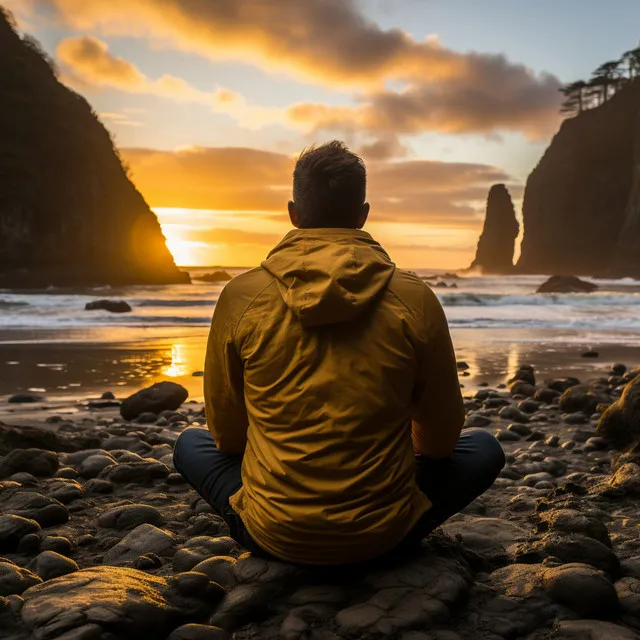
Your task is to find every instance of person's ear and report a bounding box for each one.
[288,201,301,228]
[357,202,370,229]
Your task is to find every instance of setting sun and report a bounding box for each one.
[162,233,200,267]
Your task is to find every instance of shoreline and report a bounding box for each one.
[1,328,640,405]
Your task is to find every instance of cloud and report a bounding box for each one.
[41,0,561,139]
[56,36,287,130]
[123,146,293,212]
[121,145,515,228]
[57,36,144,86]
[168,225,283,247]
[288,56,562,140]
[357,136,410,161]
[37,0,460,85]
[97,107,147,127]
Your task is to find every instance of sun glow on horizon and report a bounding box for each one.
[155,206,476,270]
[163,234,204,267]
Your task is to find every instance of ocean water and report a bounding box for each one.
[0,270,639,343]
[1,269,639,399]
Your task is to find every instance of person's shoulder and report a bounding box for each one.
[223,267,273,294]
[389,268,440,309]
[216,267,276,316]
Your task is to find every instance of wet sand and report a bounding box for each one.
[1,327,640,403]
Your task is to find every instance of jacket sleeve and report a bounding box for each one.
[410,286,465,455]
[204,286,249,454]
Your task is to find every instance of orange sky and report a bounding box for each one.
[12,0,635,267]
[122,145,514,268]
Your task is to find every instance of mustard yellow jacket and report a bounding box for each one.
[204,228,463,564]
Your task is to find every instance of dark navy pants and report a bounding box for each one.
[173,427,505,563]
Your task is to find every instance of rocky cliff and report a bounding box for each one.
[517,80,640,276]
[468,184,519,273]
[610,108,640,278]
[0,11,188,287]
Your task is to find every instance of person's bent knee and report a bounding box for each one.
[465,428,506,476]
[173,427,209,474]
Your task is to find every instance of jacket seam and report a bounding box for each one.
[231,276,277,343]
[350,245,358,304]
[302,237,309,321]
[387,286,428,343]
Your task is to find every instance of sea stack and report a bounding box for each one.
[468,184,519,273]
[0,11,189,287]
[516,79,640,276]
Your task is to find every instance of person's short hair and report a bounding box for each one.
[292,140,367,228]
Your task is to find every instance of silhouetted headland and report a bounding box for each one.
[0,11,188,288]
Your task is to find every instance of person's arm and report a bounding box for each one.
[410,287,464,458]
[203,287,248,454]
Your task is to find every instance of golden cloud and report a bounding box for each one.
[170,225,283,247]
[41,0,561,139]
[56,36,287,130]
[121,145,516,228]
[57,36,144,87]
[38,0,460,85]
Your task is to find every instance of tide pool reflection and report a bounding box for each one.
[0,337,208,400]
[162,343,191,378]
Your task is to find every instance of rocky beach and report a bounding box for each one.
[0,365,639,640]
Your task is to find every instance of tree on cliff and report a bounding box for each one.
[590,60,624,103]
[560,48,640,116]
[622,46,640,78]
[560,81,588,115]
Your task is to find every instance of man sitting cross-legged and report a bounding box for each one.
[174,140,505,565]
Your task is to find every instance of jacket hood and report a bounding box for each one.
[261,228,395,327]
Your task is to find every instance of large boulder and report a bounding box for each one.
[1,490,69,527]
[98,504,164,531]
[0,425,101,455]
[536,275,598,294]
[0,448,58,478]
[20,566,223,639]
[120,382,188,421]
[0,562,41,596]
[102,524,178,566]
[490,562,619,618]
[27,551,78,581]
[173,537,239,572]
[0,515,40,552]
[99,461,170,484]
[560,385,607,414]
[597,374,640,449]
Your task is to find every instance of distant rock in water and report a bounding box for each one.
[8,393,45,404]
[85,300,132,313]
[194,270,232,283]
[536,275,598,294]
[468,184,519,274]
[517,79,640,276]
[0,12,189,287]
